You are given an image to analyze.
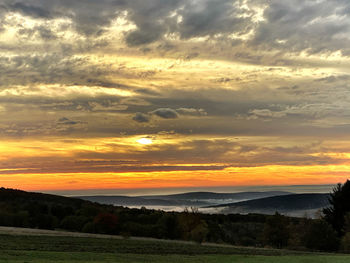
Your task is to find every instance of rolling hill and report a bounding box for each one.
[205,193,330,217]
[139,191,292,201]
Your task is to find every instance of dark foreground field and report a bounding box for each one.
[2,250,350,263]
[0,227,350,263]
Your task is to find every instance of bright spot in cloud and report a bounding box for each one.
[137,138,153,145]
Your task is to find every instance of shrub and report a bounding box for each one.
[303,219,339,252]
[93,213,119,234]
[190,221,209,244]
[82,222,96,233]
[341,232,350,253]
[60,216,88,232]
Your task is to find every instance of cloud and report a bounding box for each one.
[176,107,207,116]
[9,2,52,18]
[176,0,251,39]
[132,107,207,123]
[249,109,286,119]
[125,26,165,46]
[315,75,350,83]
[88,101,128,112]
[250,0,350,55]
[0,115,88,136]
[57,117,79,125]
[17,25,57,40]
[3,0,350,58]
[54,117,87,133]
[151,108,178,119]
[133,112,151,123]
[1,0,120,36]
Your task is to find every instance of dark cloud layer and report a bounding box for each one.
[2,0,350,55]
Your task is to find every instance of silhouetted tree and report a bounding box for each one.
[263,212,289,248]
[323,180,350,236]
[190,221,209,244]
[94,212,119,234]
[177,208,208,243]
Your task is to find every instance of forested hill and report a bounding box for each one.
[0,187,86,207]
[211,193,330,210]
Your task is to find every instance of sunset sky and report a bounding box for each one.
[1,0,350,193]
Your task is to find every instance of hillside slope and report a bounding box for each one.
[206,193,330,217]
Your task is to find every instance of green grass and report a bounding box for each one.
[1,250,350,263]
[1,234,350,263]
[0,234,304,255]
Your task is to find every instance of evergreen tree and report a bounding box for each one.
[323,180,350,236]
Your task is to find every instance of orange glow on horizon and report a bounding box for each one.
[1,164,349,192]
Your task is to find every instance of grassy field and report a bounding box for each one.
[1,230,350,263]
[1,249,350,263]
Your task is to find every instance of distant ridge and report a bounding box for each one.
[76,195,210,207]
[210,193,329,209]
[206,193,330,217]
[77,191,293,207]
[139,191,292,200]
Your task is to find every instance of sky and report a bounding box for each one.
[1,0,350,193]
